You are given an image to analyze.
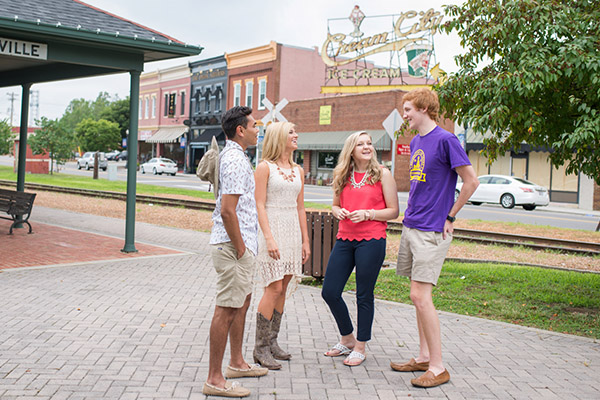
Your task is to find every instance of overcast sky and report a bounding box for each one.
[1,0,463,124]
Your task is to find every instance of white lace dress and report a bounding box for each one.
[257,161,303,292]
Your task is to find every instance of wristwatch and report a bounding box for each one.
[446,215,456,223]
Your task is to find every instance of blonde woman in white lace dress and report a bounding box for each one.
[252,121,310,370]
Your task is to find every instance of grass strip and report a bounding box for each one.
[0,166,331,209]
[302,261,600,339]
[0,166,214,199]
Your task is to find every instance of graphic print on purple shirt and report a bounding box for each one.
[403,126,471,232]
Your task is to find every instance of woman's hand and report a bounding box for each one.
[302,241,311,264]
[333,207,350,220]
[266,238,280,260]
[348,209,368,223]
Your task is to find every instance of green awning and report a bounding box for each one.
[297,130,391,151]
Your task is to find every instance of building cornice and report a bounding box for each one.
[225,41,277,69]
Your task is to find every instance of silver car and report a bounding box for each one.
[77,152,108,171]
[140,157,177,175]
[456,174,550,210]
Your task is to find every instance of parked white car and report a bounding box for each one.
[456,174,549,210]
[77,152,107,171]
[140,158,177,175]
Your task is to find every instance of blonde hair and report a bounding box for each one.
[332,131,382,196]
[261,121,297,166]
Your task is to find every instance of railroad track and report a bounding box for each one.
[387,222,599,256]
[2,180,598,257]
[0,180,216,211]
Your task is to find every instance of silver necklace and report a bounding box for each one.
[350,170,369,189]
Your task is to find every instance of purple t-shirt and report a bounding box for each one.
[403,126,471,232]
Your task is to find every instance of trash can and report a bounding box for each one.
[107,164,118,181]
[303,211,339,279]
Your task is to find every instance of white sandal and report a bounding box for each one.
[343,350,366,366]
[324,342,353,357]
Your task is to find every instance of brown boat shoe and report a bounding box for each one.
[411,369,451,388]
[390,358,430,372]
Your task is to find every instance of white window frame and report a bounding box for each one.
[144,97,149,119]
[258,79,267,110]
[245,81,253,108]
[151,96,156,118]
[233,82,241,107]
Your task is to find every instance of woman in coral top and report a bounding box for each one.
[322,131,399,366]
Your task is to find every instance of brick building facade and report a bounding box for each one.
[12,127,49,174]
[287,90,454,191]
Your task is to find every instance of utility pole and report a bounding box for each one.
[7,92,18,126]
[29,90,39,126]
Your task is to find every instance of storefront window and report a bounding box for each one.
[294,151,304,168]
[318,151,338,169]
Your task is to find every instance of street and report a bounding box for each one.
[1,156,598,232]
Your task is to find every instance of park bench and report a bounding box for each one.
[0,188,37,234]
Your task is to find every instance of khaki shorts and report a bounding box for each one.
[396,226,452,285]
[211,242,256,308]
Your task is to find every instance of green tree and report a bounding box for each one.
[0,119,13,155]
[437,0,600,183]
[60,92,112,135]
[29,117,75,175]
[100,97,130,141]
[76,118,121,152]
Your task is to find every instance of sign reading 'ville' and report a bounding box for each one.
[0,37,48,60]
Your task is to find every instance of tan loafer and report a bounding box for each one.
[390,358,429,372]
[202,381,250,397]
[224,363,269,379]
[411,369,451,388]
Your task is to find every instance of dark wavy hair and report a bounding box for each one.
[222,106,252,139]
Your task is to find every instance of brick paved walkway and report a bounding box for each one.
[0,219,182,270]
[0,206,598,399]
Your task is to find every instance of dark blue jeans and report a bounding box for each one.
[321,238,386,342]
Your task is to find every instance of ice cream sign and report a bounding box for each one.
[321,7,442,78]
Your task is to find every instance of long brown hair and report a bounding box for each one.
[332,131,382,196]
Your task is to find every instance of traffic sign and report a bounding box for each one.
[382,109,403,177]
[382,109,403,140]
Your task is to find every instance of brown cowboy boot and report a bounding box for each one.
[269,310,291,360]
[253,312,282,370]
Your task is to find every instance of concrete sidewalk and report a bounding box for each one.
[0,206,598,399]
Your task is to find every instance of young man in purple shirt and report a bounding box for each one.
[391,89,479,388]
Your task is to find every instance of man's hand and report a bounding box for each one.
[442,219,454,240]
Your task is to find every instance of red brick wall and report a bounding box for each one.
[13,140,49,174]
[303,150,311,175]
[286,90,457,191]
[287,90,405,132]
[594,182,600,211]
[287,90,410,189]
[227,60,277,120]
